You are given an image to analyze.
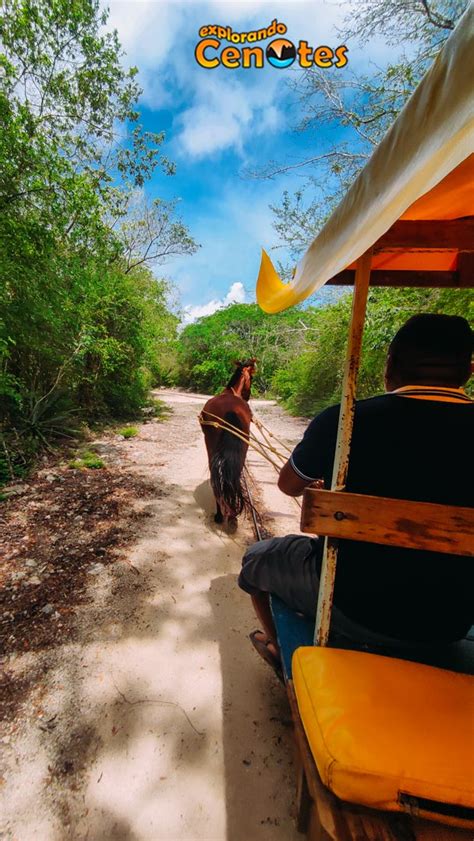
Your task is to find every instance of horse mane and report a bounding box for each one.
[226,359,256,390]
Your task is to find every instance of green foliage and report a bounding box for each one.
[176,291,473,418]
[0,0,194,474]
[68,450,105,470]
[189,360,228,394]
[118,426,139,439]
[278,298,351,416]
[178,303,321,395]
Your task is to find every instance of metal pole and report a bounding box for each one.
[314,248,373,646]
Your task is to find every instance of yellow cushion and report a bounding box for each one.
[292,647,474,828]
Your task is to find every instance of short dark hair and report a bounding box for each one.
[387,314,473,388]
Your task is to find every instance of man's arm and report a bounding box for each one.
[278,405,339,497]
[278,460,314,497]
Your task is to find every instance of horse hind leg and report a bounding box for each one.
[214,500,237,530]
[214,499,238,532]
[226,515,238,534]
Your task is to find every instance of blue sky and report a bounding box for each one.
[106,0,389,321]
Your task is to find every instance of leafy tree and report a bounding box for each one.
[116,195,197,275]
[177,303,321,395]
[175,290,472,419]
[0,0,172,206]
[278,287,474,417]
[0,0,195,481]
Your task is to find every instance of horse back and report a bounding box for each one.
[202,391,252,427]
[201,392,251,468]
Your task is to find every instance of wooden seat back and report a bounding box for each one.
[301,489,474,556]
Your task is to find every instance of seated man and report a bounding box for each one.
[238,314,473,672]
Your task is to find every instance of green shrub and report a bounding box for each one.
[119,426,139,438]
[68,450,105,470]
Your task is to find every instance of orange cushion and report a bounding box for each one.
[292,647,474,828]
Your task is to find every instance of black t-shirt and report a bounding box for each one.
[291,394,474,642]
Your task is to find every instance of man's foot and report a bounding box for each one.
[249,630,284,683]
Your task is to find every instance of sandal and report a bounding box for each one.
[249,630,284,684]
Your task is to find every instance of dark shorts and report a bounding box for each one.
[239,534,320,617]
[238,535,459,651]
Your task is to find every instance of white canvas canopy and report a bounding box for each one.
[257,4,474,313]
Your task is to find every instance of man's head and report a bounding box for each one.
[385,314,473,391]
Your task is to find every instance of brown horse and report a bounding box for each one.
[200,359,256,526]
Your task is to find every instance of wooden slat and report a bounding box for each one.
[374,218,474,251]
[413,822,474,840]
[301,489,474,556]
[327,270,461,287]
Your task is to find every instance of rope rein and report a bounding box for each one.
[198,409,302,509]
[253,416,292,455]
[199,410,286,467]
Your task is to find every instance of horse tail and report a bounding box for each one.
[210,411,248,518]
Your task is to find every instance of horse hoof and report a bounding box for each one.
[214,511,224,524]
[226,517,238,533]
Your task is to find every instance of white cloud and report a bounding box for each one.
[182,281,246,323]
[170,0,346,160]
[176,75,281,158]
[105,0,189,108]
[208,0,345,44]
[106,1,183,65]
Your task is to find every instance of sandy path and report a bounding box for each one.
[1,390,309,841]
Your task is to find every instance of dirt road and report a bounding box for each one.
[1,389,309,841]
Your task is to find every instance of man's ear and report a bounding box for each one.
[384,351,400,392]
